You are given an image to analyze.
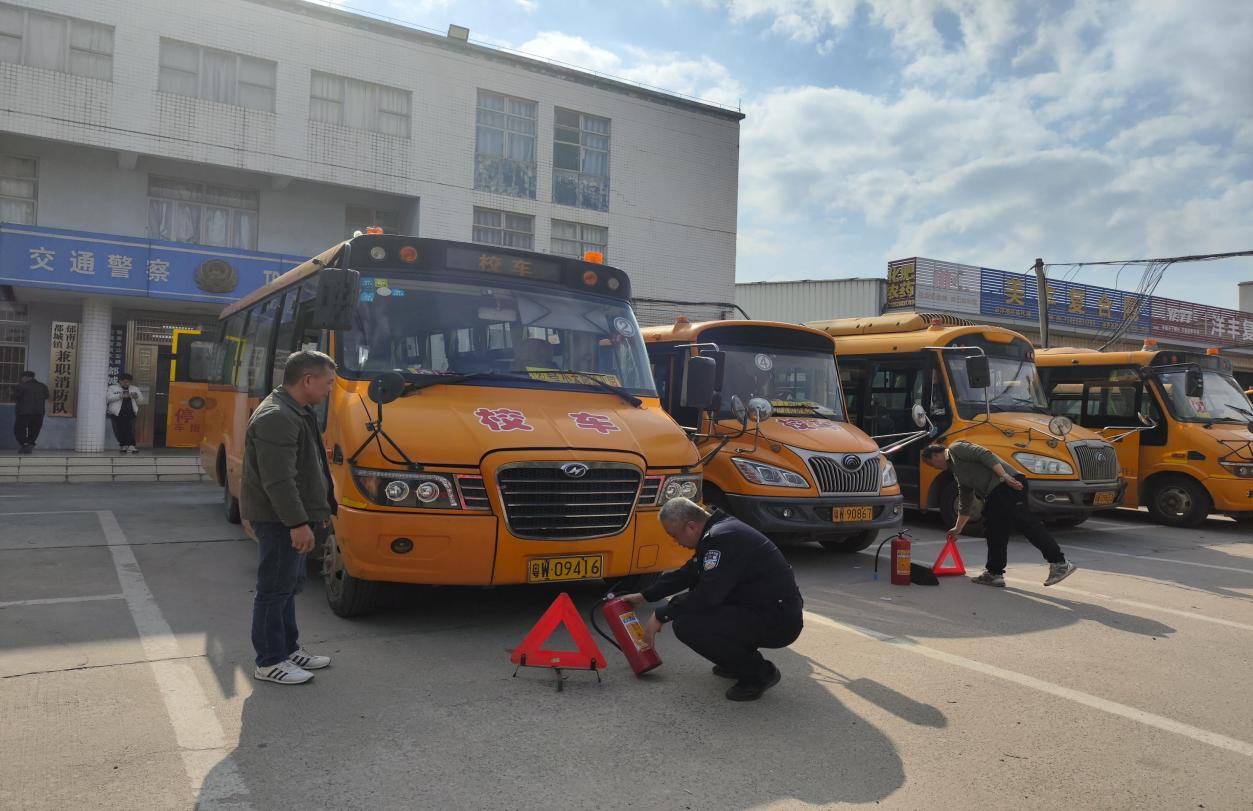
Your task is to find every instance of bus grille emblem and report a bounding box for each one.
[561,463,589,478]
[841,454,862,471]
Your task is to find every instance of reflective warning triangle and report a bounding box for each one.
[510,592,606,670]
[932,536,967,576]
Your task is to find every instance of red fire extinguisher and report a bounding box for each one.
[874,531,912,586]
[592,595,663,676]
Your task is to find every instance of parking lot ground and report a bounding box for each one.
[1,484,1251,810]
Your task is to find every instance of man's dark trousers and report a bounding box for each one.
[673,597,803,683]
[14,414,43,447]
[983,475,1065,575]
[251,521,307,668]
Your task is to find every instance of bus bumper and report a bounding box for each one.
[723,493,905,538]
[1027,480,1126,515]
[1206,476,1253,515]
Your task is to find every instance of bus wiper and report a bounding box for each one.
[1223,403,1253,421]
[997,396,1048,414]
[561,371,643,408]
[403,371,534,393]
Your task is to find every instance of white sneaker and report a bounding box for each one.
[253,660,314,684]
[288,648,331,670]
[1044,560,1078,586]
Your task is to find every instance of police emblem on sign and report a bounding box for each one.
[703,550,721,570]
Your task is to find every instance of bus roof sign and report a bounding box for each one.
[445,246,562,283]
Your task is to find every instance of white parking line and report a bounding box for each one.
[97,510,252,809]
[0,594,124,609]
[1061,544,1253,575]
[803,610,1253,759]
[1002,579,1253,632]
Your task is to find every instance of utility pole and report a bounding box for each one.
[1033,257,1050,348]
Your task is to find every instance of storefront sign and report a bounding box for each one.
[980,268,1151,334]
[886,258,983,314]
[108,325,126,387]
[1150,295,1253,347]
[885,260,916,309]
[0,223,304,304]
[49,321,79,417]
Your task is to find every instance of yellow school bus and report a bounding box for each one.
[642,319,905,552]
[188,233,702,615]
[806,314,1125,529]
[1038,345,1253,526]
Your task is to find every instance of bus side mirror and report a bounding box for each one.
[682,356,717,410]
[911,403,929,429]
[1185,368,1203,398]
[312,268,361,330]
[965,355,990,389]
[367,372,406,405]
[700,350,726,391]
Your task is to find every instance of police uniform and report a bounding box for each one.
[642,510,803,688]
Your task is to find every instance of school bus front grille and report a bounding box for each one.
[1072,442,1119,482]
[805,453,881,495]
[497,462,643,540]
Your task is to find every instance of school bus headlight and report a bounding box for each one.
[1219,461,1253,478]
[660,474,703,503]
[732,458,809,488]
[880,459,898,488]
[352,468,460,509]
[1013,453,1073,476]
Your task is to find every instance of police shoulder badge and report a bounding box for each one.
[703,549,721,571]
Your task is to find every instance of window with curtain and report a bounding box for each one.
[0,3,112,80]
[474,90,536,199]
[310,71,411,137]
[472,207,533,250]
[158,39,275,113]
[551,220,607,261]
[345,205,400,237]
[0,302,28,402]
[553,108,610,212]
[0,154,37,225]
[148,175,259,250]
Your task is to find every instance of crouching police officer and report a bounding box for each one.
[619,497,803,701]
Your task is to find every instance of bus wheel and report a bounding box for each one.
[939,479,986,537]
[819,530,877,553]
[222,483,241,525]
[1147,477,1211,528]
[321,533,380,618]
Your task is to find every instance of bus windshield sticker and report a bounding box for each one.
[777,418,841,431]
[473,407,534,432]
[754,353,773,371]
[526,369,623,388]
[613,316,636,337]
[569,412,620,434]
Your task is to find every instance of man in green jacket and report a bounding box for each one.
[242,350,338,685]
[922,440,1076,588]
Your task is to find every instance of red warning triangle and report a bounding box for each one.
[932,535,967,576]
[510,592,607,670]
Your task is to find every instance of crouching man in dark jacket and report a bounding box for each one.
[619,497,803,701]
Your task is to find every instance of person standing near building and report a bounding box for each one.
[12,371,49,454]
[241,350,338,685]
[921,441,1077,587]
[106,373,144,453]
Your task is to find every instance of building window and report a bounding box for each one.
[472,207,533,250]
[310,71,411,137]
[345,205,400,237]
[551,220,607,261]
[474,90,536,199]
[148,176,259,250]
[553,108,609,212]
[0,154,37,224]
[158,39,276,113]
[0,4,113,80]
[0,302,29,402]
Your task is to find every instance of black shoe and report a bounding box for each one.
[18,444,33,455]
[712,665,737,679]
[725,662,781,702]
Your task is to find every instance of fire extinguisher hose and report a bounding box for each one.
[588,582,626,653]
[873,535,893,580]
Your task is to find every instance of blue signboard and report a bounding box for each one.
[979,267,1151,335]
[0,223,307,303]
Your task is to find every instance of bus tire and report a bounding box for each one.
[1147,476,1211,528]
[939,478,986,537]
[322,533,380,618]
[223,482,241,525]
[819,530,877,553]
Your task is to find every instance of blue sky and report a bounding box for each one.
[320,0,1252,309]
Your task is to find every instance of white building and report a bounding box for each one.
[735,278,884,324]
[0,0,743,450]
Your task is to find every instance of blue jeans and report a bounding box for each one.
[251,521,307,668]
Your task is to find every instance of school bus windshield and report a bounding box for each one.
[716,345,844,420]
[946,351,1050,418]
[1157,369,1253,424]
[339,275,656,395]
